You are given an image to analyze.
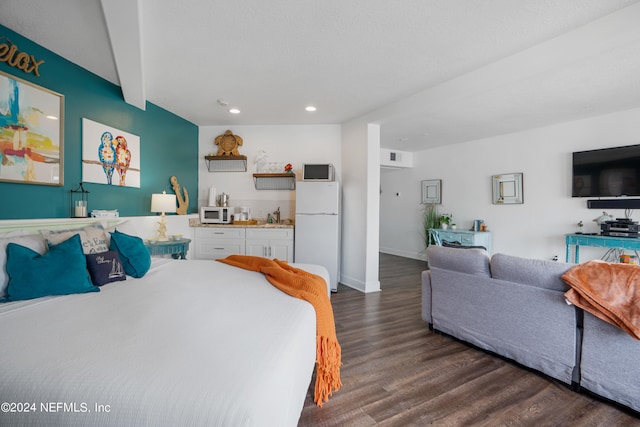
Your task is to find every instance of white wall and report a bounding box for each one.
[380,107,640,262]
[198,125,341,220]
[341,119,381,292]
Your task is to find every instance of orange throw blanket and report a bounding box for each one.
[217,255,342,406]
[562,260,640,340]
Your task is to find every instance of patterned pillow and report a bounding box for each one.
[86,251,127,286]
[41,224,109,254]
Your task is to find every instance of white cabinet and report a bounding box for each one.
[246,228,294,262]
[194,226,294,262]
[195,227,246,259]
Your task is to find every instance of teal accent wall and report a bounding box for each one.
[0,25,198,220]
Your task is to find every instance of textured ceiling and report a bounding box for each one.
[2,0,640,151]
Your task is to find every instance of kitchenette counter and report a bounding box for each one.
[189,217,294,229]
[190,217,295,261]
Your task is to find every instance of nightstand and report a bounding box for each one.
[145,238,191,259]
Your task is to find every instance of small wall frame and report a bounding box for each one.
[421,179,442,204]
[492,173,523,204]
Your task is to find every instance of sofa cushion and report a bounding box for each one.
[491,253,572,291]
[427,245,491,277]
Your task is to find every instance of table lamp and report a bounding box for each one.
[151,191,177,241]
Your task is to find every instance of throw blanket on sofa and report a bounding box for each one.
[562,260,640,340]
[218,255,342,406]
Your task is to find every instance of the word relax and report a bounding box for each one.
[0,38,45,77]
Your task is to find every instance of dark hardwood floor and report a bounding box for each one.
[298,253,640,426]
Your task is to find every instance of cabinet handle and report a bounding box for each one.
[214,247,225,250]
[268,246,272,257]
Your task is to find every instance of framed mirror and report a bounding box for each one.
[421,179,441,204]
[492,173,523,204]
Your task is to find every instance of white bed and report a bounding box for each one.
[0,256,323,426]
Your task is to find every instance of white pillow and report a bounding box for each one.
[41,224,109,254]
[0,230,47,298]
[103,220,140,247]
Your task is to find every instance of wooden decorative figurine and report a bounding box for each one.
[170,175,189,215]
[214,130,243,156]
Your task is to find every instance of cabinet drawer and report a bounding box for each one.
[196,227,246,239]
[245,228,293,240]
[460,235,475,244]
[196,239,245,259]
[438,231,459,242]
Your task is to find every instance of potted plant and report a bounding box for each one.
[439,213,452,230]
[422,203,439,248]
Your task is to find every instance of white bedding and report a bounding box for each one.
[0,258,320,426]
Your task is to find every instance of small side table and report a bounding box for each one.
[145,238,191,259]
[565,234,640,263]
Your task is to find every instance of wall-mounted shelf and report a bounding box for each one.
[253,173,296,190]
[204,155,247,172]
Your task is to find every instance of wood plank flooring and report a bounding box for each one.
[298,253,640,426]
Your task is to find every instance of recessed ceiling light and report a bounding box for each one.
[305,106,317,112]
[229,108,240,114]
[46,115,58,120]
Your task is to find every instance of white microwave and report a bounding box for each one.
[200,206,233,224]
[302,164,335,181]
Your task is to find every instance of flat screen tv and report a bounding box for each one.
[572,144,640,197]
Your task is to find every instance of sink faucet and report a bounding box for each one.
[272,207,281,224]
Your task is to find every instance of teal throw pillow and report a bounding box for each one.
[109,230,151,278]
[4,234,99,301]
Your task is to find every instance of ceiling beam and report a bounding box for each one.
[100,0,146,110]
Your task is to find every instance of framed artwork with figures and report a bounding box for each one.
[82,118,140,188]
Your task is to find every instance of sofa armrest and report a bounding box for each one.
[421,270,433,326]
[580,311,640,412]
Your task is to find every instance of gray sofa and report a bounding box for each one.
[580,311,640,412]
[422,244,640,413]
[422,245,579,386]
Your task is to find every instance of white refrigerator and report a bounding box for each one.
[295,181,340,292]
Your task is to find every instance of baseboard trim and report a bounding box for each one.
[379,247,427,261]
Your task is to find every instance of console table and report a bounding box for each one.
[431,229,492,254]
[145,238,191,259]
[565,234,640,263]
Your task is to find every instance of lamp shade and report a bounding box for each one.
[151,192,177,213]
